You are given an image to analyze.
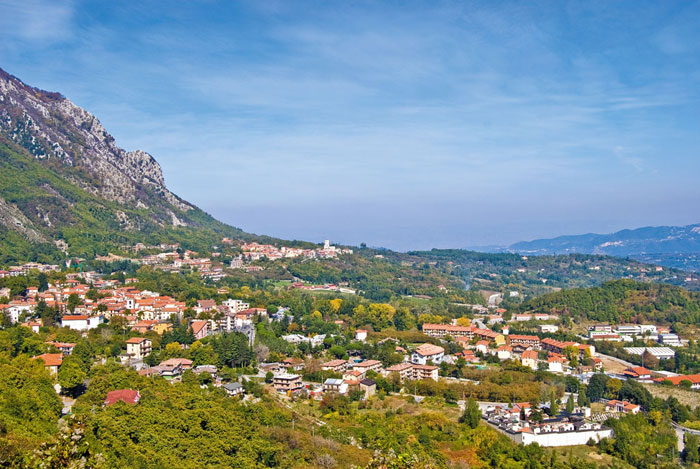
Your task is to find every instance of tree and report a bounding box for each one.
[197,371,212,386]
[392,307,415,331]
[565,395,575,414]
[530,410,544,423]
[329,299,342,314]
[605,378,622,398]
[71,340,93,372]
[210,332,254,368]
[578,384,589,407]
[66,293,82,313]
[165,342,182,358]
[587,373,609,402]
[548,392,559,417]
[58,356,86,397]
[459,398,481,429]
[34,300,48,320]
[329,345,346,359]
[641,350,659,369]
[37,272,48,292]
[684,433,699,464]
[191,344,218,367]
[254,343,270,362]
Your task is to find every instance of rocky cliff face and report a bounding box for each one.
[0,67,191,212]
[0,66,247,263]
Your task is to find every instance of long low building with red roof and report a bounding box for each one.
[421,323,472,338]
[421,323,504,344]
[541,338,595,359]
[653,374,700,389]
[508,334,541,349]
[384,362,438,381]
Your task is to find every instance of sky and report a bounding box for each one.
[1,0,699,251]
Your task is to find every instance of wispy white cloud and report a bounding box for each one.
[0,0,74,43]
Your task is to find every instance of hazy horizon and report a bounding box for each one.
[2,1,699,250]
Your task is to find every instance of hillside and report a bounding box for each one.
[505,223,700,272]
[0,67,249,263]
[518,279,700,326]
[406,249,700,296]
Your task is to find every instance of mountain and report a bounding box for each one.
[0,67,247,263]
[502,224,700,272]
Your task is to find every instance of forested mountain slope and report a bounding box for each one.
[0,67,247,263]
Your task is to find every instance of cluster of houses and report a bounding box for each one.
[236,240,352,263]
[135,250,227,281]
[256,339,451,401]
[483,401,614,447]
[421,323,599,374]
[0,262,61,278]
[588,324,683,346]
[1,276,269,348]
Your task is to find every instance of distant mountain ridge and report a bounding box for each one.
[504,223,700,271]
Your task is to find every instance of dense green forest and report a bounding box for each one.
[518,279,700,325]
[0,142,247,263]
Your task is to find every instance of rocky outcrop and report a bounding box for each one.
[0,67,192,214]
[0,195,49,243]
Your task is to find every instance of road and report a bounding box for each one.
[672,421,700,452]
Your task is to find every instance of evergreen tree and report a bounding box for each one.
[565,394,575,414]
[549,392,559,417]
[459,398,481,429]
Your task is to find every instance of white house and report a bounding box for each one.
[125,337,152,361]
[7,301,34,323]
[538,324,559,334]
[61,314,104,331]
[475,340,490,355]
[411,343,445,365]
[221,299,250,313]
[547,356,565,373]
[355,329,368,342]
[496,345,513,360]
[323,378,348,394]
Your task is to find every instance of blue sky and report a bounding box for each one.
[1,1,699,250]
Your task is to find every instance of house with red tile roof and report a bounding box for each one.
[653,374,700,389]
[520,349,539,370]
[605,399,640,414]
[321,359,348,373]
[622,366,652,380]
[125,337,152,360]
[411,343,445,365]
[104,389,141,406]
[508,334,541,350]
[190,320,209,340]
[33,353,63,375]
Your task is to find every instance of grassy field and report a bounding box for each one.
[598,355,629,374]
[642,382,699,407]
[548,445,634,468]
